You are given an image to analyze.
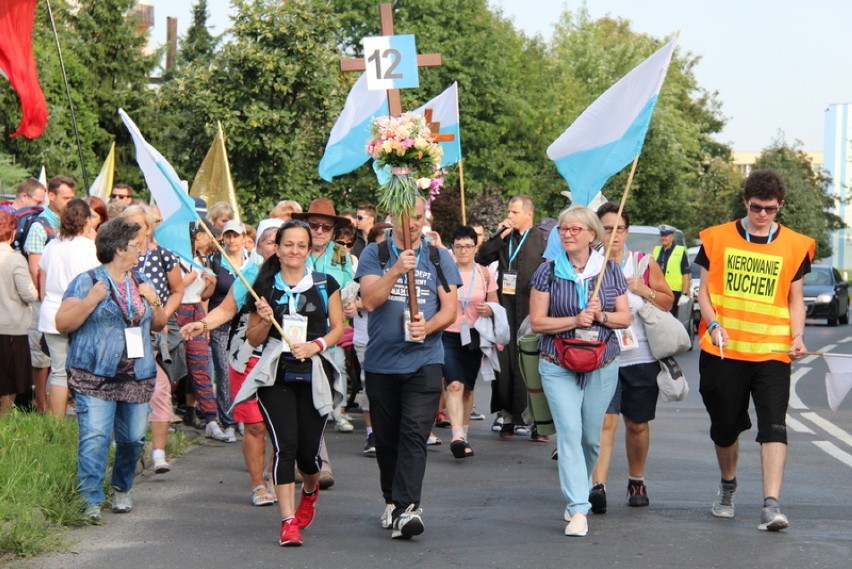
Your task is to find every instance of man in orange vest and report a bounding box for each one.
[695,169,814,532]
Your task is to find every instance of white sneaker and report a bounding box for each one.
[205,421,230,442]
[153,455,171,474]
[381,503,394,529]
[223,426,237,443]
[391,504,424,539]
[112,490,133,513]
[335,416,354,432]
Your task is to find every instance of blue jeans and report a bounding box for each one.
[209,325,234,428]
[539,358,619,517]
[75,393,149,507]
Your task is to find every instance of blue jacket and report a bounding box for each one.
[64,265,157,380]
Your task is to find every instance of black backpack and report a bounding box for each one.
[13,206,54,256]
[376,240,450,293]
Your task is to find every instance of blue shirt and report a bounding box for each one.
[355,241,462,374]
[64,265,158,380]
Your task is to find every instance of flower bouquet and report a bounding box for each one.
[366,112,444,218]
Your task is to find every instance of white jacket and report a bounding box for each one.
[474,301,510,382]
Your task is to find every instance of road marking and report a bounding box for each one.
[800,355,817,365]
[801,411,852,449]
[786,414,815,434]
[812,441,852,468]
[789,367,810,410]
[838,337,852,344]
[821,343,837,353]
[801,343,838,365]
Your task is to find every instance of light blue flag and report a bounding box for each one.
[372,81,463,185]
[319,73,389,182]
[119,109,202,270]
[546,38,678,207]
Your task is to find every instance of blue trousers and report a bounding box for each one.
[539,358,619,517]
[75,393,149,507]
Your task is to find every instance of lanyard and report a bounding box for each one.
[106,272,135,322]
[507,229,530,268]
[459,266,477,312]
[309,245,329,273]
[742,218,775,244]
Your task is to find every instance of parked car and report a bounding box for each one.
[803,265,849,326]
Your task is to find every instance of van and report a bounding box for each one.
[625,225,686,256]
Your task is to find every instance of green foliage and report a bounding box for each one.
[0,153,30,190]
[179,0,219,66]
[0,412,85,557]
[754,139,843,259]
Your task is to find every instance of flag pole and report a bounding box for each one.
[591,155,640,300]
[45,0,89,190]
[459,159,467,225]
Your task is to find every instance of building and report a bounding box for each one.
[731,151,824,178]
[825,103,852,268]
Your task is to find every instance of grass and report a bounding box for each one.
[0,411,199,560]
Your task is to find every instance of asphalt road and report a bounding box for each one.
[15,321,852,569]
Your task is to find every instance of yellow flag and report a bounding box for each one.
[90,142,116,201]
[190,121,240,223]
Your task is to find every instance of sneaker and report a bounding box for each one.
[758,505,789,532]
[363,433,376,457]
[469,408,486,421]
[84,504,102,523]
[499,423,515,440]
[223,426,238,443]
[335,416,354,432]
[237,422,245,436]
[279,517,303,546]
[589,483,607,514]
[294,488,319,529]
[514,424,530,436]
[530,426,549,443]
[111,490,132,514]
[627,479,649,507]
[153,455,171,474]
[391,504,425,539]
[491,416,504,433]
[711,482,737,519]
[205,421,230,442]
[318,471,335,490]
[434,411,450,428]
[551,447,558,461]
[380,503,395,529]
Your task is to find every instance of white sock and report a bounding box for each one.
[152,449,165,460]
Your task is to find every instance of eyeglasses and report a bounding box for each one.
[308,221,335,233]
[558,226,588,236]
[453,243,476,251]
[126,242,144,251]
[603,225,627,234]
[335,240,354,248]
[111,193,130,200]
[748,203,780,214]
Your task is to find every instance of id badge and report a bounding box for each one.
[460,320,472,346]
[403,309,423,343]
[502,271,517,295]
[281,315,308,353]
[616,326,637,351]
[125,327,145,359]
[575,327,600,342]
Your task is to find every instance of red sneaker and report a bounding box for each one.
[295,488,319,529]
[279,518,303,546]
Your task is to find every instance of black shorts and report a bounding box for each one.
[619,361,660,424]
[698,351,790,447]
[441,332,480,391]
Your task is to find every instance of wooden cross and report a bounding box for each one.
[424,108,455,143]
[338,3,442,118]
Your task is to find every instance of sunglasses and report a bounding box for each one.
[335,240,354,248]
[308,221,335,233]
[748,203,780,214]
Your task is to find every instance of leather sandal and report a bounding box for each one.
[251,485,275,506]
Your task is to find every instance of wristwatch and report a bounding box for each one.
[648,290,656,301]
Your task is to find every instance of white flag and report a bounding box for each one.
[822,353,852,411]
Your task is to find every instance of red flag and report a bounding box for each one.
[0,0,48,138]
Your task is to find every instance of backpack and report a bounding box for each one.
[376,240,450,293]
[13,206,54,256]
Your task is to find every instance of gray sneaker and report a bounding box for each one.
[391,504,424,539]
[112,490,133,514]
[758,506,789,531]
[380,503,394,529]
[711,483,736,518]
[84,504,102,523]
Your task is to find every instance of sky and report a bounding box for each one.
[147,0,852,152]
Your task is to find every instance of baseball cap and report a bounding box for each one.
[658,224,675,235]
[222,220,246,235]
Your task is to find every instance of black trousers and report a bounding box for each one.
[257,381,327,485]
[366,364,442,514]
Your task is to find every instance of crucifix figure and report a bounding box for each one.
[338,2,444,316]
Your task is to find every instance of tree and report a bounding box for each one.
[179,0,219,66]
[0,153,29,191]
[753,139,842,259]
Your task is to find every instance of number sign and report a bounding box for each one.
[362,34,419,91]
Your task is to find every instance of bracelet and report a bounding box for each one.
[200,319,208,333]
[312,338,327,352]
[149,296,162,308]
[707,320,721,333]
[601,312,609,324]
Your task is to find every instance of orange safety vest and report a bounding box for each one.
[698,221,815,363]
